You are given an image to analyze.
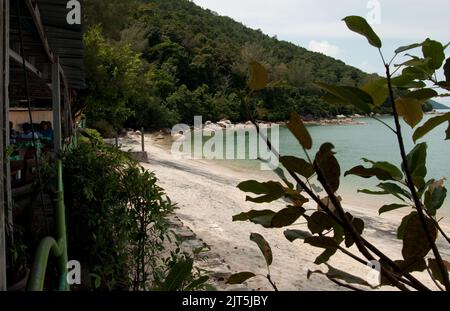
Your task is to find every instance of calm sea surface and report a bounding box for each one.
[188,113,450,211]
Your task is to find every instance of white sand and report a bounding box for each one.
[119,134,450,291]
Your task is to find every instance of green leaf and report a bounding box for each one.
[248,62,268,91]
[404,88,438,101]
[422,39,445,70]
[402,66,432,81]
[238,180,284,194]
[428,259,450,286]
[402,213,437,260]
[378,204,408,215]
[238,180,285,204]
[424,179,447,216]
[395,257,427,273]
[395,57,431,68]
[308,212,334,234]
[364,159,404,181]
[344,213,364,248]
[287,112,313,150]
[378,182,411,201]
[316,82,372,113]
[227,272,256,285]
[185,276,209,291]
[250,233,273,266]
[395,42,423,54]
[232,209,276,228]
[345,165,393,181]
[445,58,450,82]
[362,79,388,107]
[280,156,314,179]
[314,248,338,265]
[404,143,428,189]
[163,258,194,291]
[284,229,311,242]
[395,97,424,128]
[304,236,337,249]
[342,16,382,48]
[413,113,450,142]
[314,143,341,193]
[391,74,415,87]
[271,206,305,228]
[397,212,416,240]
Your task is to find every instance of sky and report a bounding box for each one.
[192,0,450,106]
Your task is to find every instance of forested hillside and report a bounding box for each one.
[80,0,380,132]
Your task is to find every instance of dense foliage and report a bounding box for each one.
[63,133,176,290]
[79,0,385,131]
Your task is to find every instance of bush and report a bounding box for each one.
[62,138,173,290]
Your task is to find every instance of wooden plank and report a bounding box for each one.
[52,57,61,152]
[0,0,9,291]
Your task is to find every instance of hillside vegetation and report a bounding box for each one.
[80,0,381,132]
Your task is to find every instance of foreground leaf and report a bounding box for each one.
[395,97,424,128]
[287,112,312,150]
[227,272,256,285]
[445,58,450,82]
[308,212,334,234]
[362,79,388,107]
[232,210,276,228]
[342,16,382,48]
[395,42,423,54]
[250,233,273,266]
[422,39,445,70]
[314,143,341,193]
[284,230,311,242]
[316,82,372,113]
[428,259,450,286]
[304,236,337,249]
[404,143,428,189]
[424,179,447,216]
[163,258,194,291]
[280,156,314,179]
[271,206,305,228]
[402,213,437,260]
[413,113,450,142]
[378,203,408,215]
[248,62,268,91]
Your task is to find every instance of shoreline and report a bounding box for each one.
[116,133,450,291]
[137,110,449,135]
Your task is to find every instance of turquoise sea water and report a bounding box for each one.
[176,114,450,211]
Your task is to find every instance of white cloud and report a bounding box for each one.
[308,40,340,58]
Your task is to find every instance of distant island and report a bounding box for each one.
[430,99,450,110]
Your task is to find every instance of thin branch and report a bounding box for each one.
[388,53,399,67]
[385,64,450,291]
[370,115,397,134]
[378,48,387,66]
[391,65,403,76]
[426,266,445,291]
[266,274,279,291]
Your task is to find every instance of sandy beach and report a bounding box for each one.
[117,133,450,291]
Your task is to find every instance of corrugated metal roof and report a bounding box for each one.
[37,0,85,89]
